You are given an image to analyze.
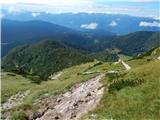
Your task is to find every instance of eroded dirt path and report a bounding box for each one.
[34,74,105,120]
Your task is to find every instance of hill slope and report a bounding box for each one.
[115,31,160,56]
[2,40,93,79]
[1,48,160,120]
[82,50,160,120]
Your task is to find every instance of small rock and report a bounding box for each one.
[73,102,78,107]
[77,99,84,103]
[55,116,59,119]
[86,92,91,97]
[85,99,89,103]
[70,113,76,119]
[56,98,61,103]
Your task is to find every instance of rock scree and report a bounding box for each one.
[34,74,105,120]
[1,90,30,110]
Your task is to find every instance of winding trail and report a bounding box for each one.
[114,59,131,71]
[34,74,105,120]
[120,59,131,71]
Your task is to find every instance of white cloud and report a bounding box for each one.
[154,17,160,20]
[131,0,158,2]
[8,6,21,14]
[1,0,93,6]
[80,23,98,30]
[139,21,160,27]
[31,12,40,17]
[1,0,159,18]
[109,20,118,27]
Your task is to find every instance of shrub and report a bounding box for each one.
[84,61,103,72]
[108,78,145,92]
[10,111,28,120]
[7,73,16,76]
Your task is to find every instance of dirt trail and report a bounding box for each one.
[49,72,63,80]
[120,59,131,71]
[113,59,131,71]
[34,74,105,120]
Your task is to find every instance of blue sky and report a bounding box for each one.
[0,0,159,19]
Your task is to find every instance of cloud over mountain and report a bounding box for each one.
[80,23,98,30]
[31,12,40,17]
[139,21,160,27]
[109,20,118,27]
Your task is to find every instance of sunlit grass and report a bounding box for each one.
[82,61,160,120]
[1,72,35,103]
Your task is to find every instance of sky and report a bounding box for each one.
[0,0,160,19]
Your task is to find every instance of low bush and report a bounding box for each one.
[10,111,28,120]
[108,78,145,92]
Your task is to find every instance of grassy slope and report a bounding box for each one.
[2,55,160,120]
[1,72,35,103]
[82,60,160,120]
[2,60,125,114]
[1,62,99,105]
[87,62,125,73]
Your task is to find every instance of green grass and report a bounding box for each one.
[128,58,149,68]
[118,54,132,61]
[86,62,125,73]
[3,57,159,120]
[82,61,160,120]
[1,72,35,103]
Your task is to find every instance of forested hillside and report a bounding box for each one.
[2,40,93,79]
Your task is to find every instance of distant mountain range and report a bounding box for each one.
[2,11,160,35]
[2,19,160,57]
[2,19,109,56]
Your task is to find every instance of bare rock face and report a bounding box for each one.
[34,74,105,120]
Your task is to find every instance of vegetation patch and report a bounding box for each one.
[108,78,145,92]
[10,111,28,120]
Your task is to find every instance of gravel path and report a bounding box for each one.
[34,74,105,120]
